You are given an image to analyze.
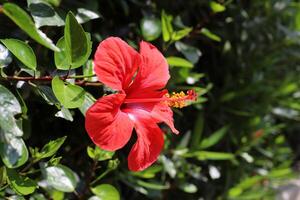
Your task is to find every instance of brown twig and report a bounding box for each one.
[0,75,102,86]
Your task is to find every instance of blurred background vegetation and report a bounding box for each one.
[0,0,300,199]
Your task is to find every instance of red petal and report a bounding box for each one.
[151,103,179,134]
[94,37,141,91]
[126,41,170,96]
[127,110,164,171]
[85,94,134,151]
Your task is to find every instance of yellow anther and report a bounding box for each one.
[165,90,197,108]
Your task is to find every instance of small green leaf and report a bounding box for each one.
[39,136,66,159]
[167,57,193,68]
[137,180,170,190]
[199,126,229,149]
[91,184,120,200]
[171,27,192,41]
[140,17,162,41]
[1,39,37,70]
[210,1,226,13]
[64,12,89,68]
[161,10,173,42]
[55,107,73,121]
[3,3,59,51]
[131,165,162,179]
[87,146,114,161]
[44,164,78,192]
[52,76,85,108]
[7,169,37,195]
[200,28,221,42]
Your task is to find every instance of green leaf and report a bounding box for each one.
[3,3,59,51]
[7,169,37,195]
[91,184,120,200]
[191,112,204,149]
[0,136,29,168]
[44,164,78,192]
[131,165,162,179]
[140,17,162,41]
[200,28,221,42]
[136,180,170,190]
[27,0,64,28]
[175,41,202,64]
[54,33,92,70]
[52,76,85,108]
[210,1,226,13]
[199,126,229,149]
[185,151,235,160]
[87,146,115,161]
[38,136,66,159]
[167,57,193,68]
[229,175,264,197]
[0,84,23,137]
[64,12,90,68]
[1,39,37,71]
[171,27,192,41]
[161,10,173,42]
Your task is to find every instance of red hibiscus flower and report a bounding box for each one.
[85,37,196,171]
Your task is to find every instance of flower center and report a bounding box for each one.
[123,90,197,108]
[165,90,197,108]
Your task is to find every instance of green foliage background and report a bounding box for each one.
[0,0,299,199]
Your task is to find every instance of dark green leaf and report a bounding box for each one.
[175,41,202,64]
[64,12,89,68]
[3,3,59,51]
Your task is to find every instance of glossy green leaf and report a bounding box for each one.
[0,136,29,168]
[179,183,198,193]
[64,12,89,68]
[55,107,73,121]
[200,28,221,42]
[140,17,162,41]
[167,57,193,68]
[175,41,202,64]
[3,3,59,51]
[1,39,37,70]
[210,1,226,13]
[199,126,229,149]
[0,84,23,137]
[91,184,120,200]
[7,169,37,195]
[44,164,78,192]
[161,10,173,42]
[54,33,92,70]
[27,0,64,28]
[52,76,85,108]
[38,136,66,159]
